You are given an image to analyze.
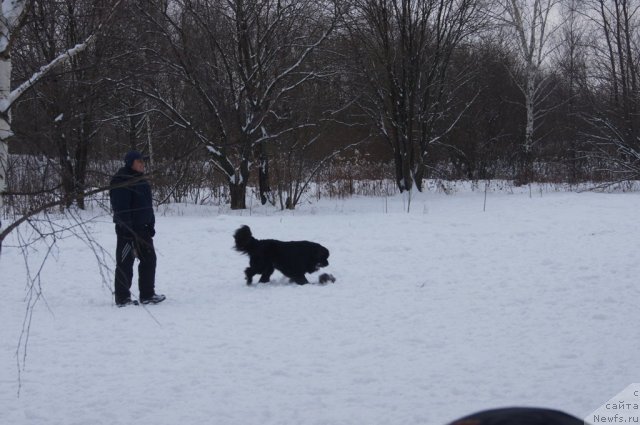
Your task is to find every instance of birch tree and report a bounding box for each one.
[493,0,561,183]
[0,0,30,234]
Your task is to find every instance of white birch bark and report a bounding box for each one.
[500,0,559,171]
[0,0,29,227]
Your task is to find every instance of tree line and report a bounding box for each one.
[3,0,640,217]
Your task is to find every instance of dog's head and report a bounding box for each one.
[314,246,330,270]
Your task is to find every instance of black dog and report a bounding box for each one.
[448,407,583,425]
[233,225,330,285]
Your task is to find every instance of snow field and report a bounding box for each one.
[1,187,639,424]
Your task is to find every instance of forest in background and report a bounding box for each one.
[2,0,639,216]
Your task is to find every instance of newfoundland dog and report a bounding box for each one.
[233,225,333,285]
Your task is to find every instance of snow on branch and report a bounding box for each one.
[259,9,339,106]
[3,42,89,112]
[0,0,124,113]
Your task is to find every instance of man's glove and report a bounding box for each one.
[147,223,156,237]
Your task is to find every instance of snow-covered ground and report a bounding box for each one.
[1,183,639,425]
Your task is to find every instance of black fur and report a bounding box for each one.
[233,225,330,285]
[448,407,583,425]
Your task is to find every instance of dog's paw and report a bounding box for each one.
[319,273,336,284]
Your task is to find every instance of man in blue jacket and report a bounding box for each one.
[109,150,165,307]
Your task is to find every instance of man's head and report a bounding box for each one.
[124,150,148,172]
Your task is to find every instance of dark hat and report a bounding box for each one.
[124,150,149,167]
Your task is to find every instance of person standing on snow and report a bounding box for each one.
[109,150,165,307]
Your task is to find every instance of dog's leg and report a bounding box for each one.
[258,264,274,283]
[290,275,309,285]
[244,267,255,285]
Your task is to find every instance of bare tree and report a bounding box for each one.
[344,0,483,194]
[134,0,341,209]
[0,0,123,251]
[552,0,590,182]
[438,36,523,181]
[580,0,640,180]
[102,0,171,162]
[11,0,118,210]
[492,0,561,183]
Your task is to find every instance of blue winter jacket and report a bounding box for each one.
[109,166,155,236]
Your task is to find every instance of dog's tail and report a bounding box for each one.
[233,225,254,253]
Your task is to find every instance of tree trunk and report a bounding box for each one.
[517,69,536,185]
[229,181,247,210]
[0,133,7,230]
[258,143,269,205]
[0,49,13,245]
[229,157,249,210]
[414,159,426,192]
[55,119,75,208]
[75,130,89,210]
[401,144,414,192]
[391,128,415,193]
[393,151,415,193]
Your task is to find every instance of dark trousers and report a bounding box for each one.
[114,229,156,302]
